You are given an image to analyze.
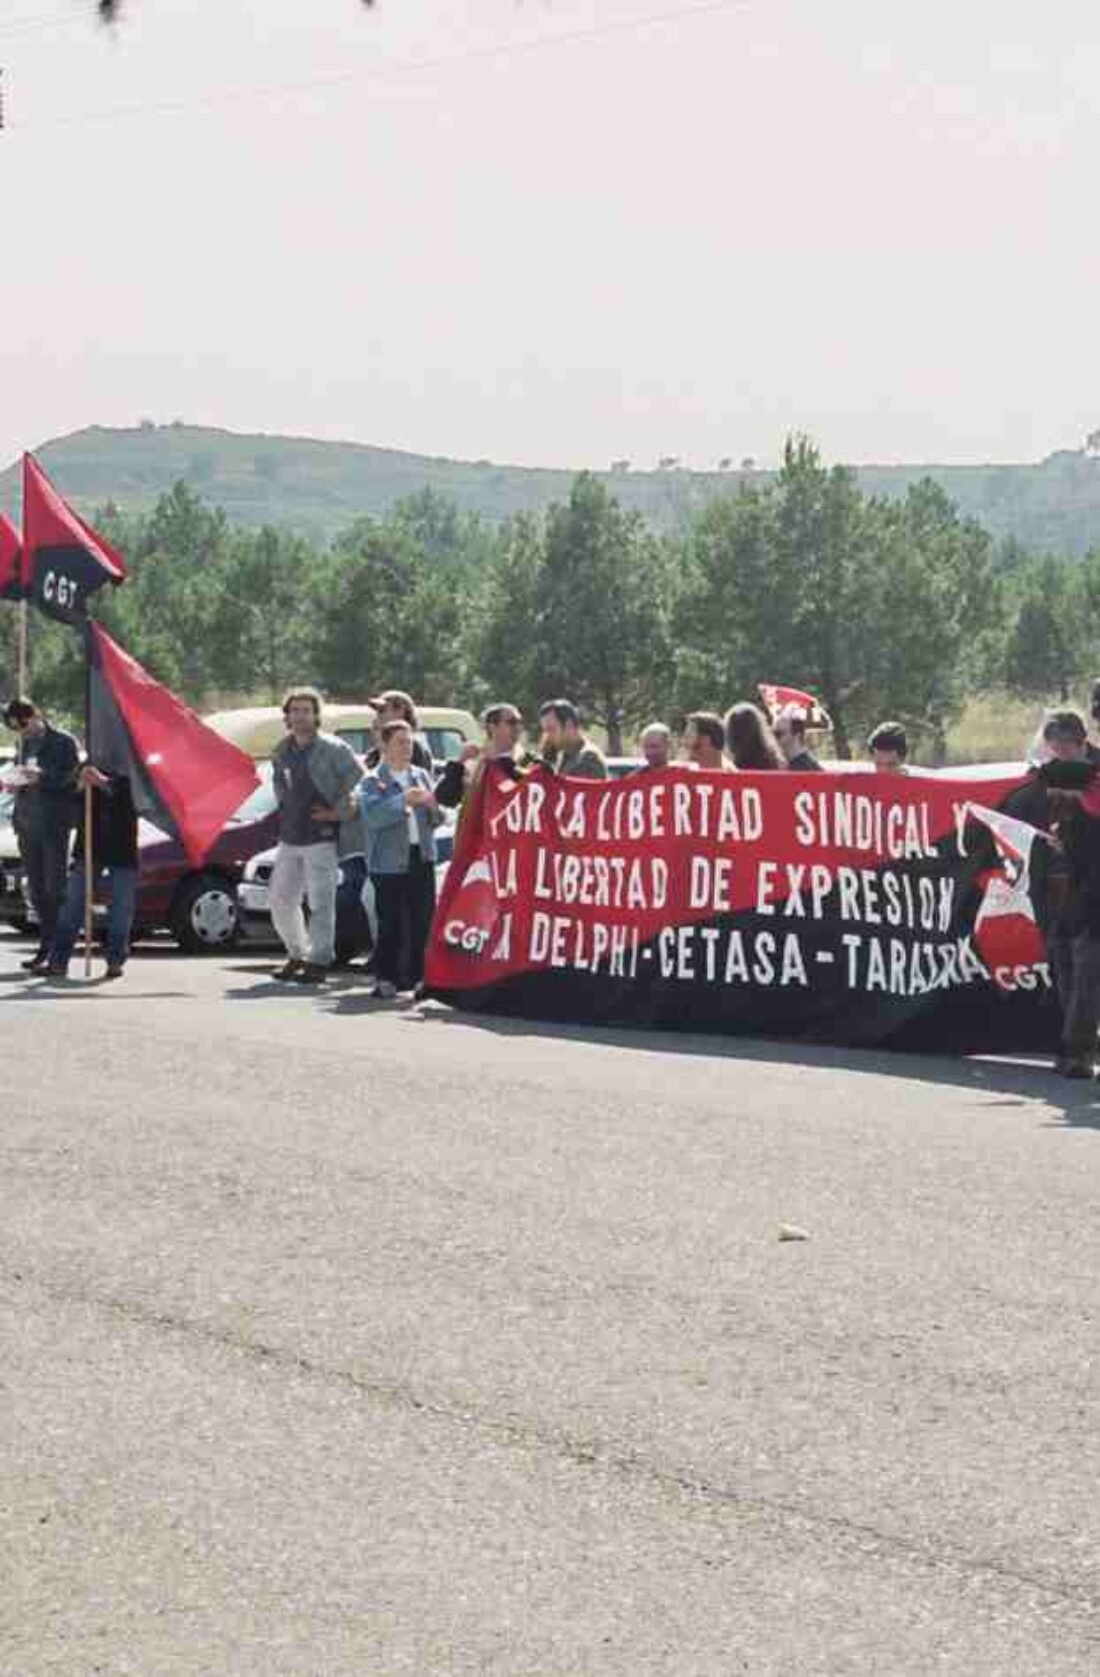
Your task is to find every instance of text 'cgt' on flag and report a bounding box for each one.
[22,452,127,623]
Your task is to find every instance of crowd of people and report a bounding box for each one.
[6,678,1100,1085]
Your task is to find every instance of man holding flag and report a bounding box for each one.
[45,765,138,981]
[11,454,258,977]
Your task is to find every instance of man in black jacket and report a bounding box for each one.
[45,766,139,981]
[2,698,80,972]
[436,703,538,810]
[1039,757,1100,1077]
[774,710,823,771]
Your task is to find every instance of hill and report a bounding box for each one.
[4,423,1100,552]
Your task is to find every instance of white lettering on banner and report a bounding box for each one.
[42,571,81,612]
[490,849,518,899]
[590,781,763,844]
[533,847,668,911]
[492,779,547,838]
[528,911,640,977]
[794,790,937,860]
[689,855,733,912]
[444,920,492,955]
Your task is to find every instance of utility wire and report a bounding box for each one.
[4,0,757,134]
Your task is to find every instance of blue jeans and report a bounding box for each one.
[51,866,139,969]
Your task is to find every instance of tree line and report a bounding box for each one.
[6,435,1100,760]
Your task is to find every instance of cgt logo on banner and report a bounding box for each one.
[425,764,1058,1051]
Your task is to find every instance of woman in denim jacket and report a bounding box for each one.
[361,718,444,999]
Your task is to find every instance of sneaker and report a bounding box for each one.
[273,959,304,982]
[104,964,125,981]
[369,980,397,1000]
[294,963,328,986]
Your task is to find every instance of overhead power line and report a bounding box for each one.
[4,0,756,135]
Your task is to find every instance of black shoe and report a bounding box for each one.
[273,959,304,982]
[44,963,69,980]
[21,953,49,973]
[104,964,125,981]
[294,963,328,986]
[1064,1059,1095,1080]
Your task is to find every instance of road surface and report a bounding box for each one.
[3,933,1100,1674]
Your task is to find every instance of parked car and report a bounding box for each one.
[239,822,456,958]
[135,770,281,949]
[0,787,30,931]
[16,769,281,952]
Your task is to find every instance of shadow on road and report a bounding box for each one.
[399,1003,1100,1134]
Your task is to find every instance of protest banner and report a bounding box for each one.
[426,764,1057,1051]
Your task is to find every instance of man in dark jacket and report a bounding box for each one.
[774,710,824,771]
[436,703,539,810]
[1039,757,1100,1077]
[45,766,139,981]
[2,698,80,971]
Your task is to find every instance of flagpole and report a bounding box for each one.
[83,774,94,980]
[16,600,27,693]
[83,617,94,980]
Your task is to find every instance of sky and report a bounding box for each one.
[0,0,1097,472]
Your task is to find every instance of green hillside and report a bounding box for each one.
[4,422,1100,552]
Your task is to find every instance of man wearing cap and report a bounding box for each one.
[436,703,538,812]
[364,691,433,773]
[1039,756,1100,1077]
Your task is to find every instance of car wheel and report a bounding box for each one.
[170,873,241,952]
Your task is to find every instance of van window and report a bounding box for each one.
[335,728,374,755]
[425,728,464,763]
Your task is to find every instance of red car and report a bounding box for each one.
[13,773,279,952]
[134,773,279,950]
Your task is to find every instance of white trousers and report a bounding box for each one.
[270,841,338,966]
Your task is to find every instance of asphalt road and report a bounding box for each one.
[4,933,1100,1675]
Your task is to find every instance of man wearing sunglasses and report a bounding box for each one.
[436,703,538,811]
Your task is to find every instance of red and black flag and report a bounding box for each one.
[758,683,832,730]
[87,623,258,867]
[0,512,23,600]
[22,453,127,623]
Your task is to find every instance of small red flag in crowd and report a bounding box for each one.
[757,683,832,730]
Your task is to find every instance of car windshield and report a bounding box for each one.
[229,763,277,824]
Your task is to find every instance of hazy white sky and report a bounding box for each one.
[1,0,1097,470]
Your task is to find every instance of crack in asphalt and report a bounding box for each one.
[6,1263,1100,1631]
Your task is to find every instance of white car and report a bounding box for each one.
[239,822,457,959]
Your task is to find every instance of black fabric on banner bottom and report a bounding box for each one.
[427,905,1061,1057]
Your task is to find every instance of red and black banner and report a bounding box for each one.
[22,453,127,623]
[0,512,23,601]
[426,764,1058,1051]
[87,623,258,867]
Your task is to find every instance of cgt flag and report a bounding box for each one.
[0,512,23,600]
[22,452,127,623]
[758,683,832,730]
[87,623,259,867]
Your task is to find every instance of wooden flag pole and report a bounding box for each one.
[16,600,28,693]
[83,775,94,980]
